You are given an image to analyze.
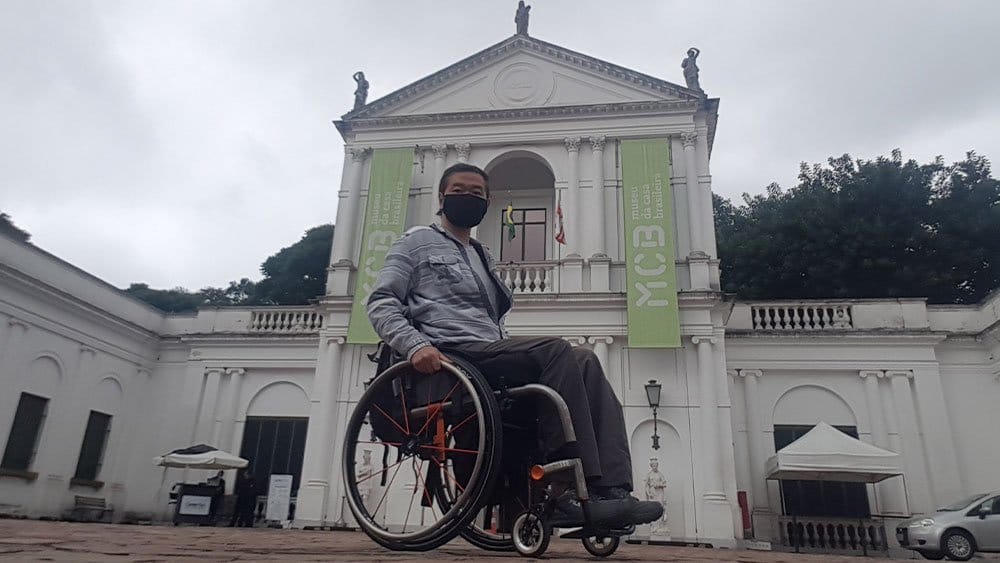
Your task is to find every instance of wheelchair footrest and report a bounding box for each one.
[559,524,635,539]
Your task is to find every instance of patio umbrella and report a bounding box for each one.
[154,444,249,470]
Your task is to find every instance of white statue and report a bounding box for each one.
[644,457,670,536]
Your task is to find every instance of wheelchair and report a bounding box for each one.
[340,343,633,557]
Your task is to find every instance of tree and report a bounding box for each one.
[715,151,1000,304]
[124,283,205,313]
[251,224,333,305]
[1,212,30,242]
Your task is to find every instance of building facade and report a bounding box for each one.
[2,33,999,548]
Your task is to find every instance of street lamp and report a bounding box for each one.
[645,379,662,450]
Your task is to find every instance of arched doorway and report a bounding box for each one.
[482,152,556,263]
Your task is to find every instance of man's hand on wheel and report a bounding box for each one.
[411,346,450,374]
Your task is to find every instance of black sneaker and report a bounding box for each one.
[550,490,635,527]
[549,490,584,527]
[593,487,664,525]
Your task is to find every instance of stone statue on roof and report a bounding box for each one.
[353,71,369,110]
[682,47,702,93]
[515,1,531,36]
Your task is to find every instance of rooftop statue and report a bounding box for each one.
[353,71,369,110]
[682,47,703,93]
[515,1,531,36]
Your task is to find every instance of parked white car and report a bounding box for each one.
[896,492,1000,560]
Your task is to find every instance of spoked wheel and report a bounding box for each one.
[582,536,620,557]
[457,503,515,552]
[512,511,551,558]
[342,359,502,551]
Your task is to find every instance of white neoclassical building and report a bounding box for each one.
[2,31,999,552]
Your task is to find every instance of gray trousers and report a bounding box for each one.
[444,336,633,490]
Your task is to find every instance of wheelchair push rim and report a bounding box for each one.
[342,360,499,547]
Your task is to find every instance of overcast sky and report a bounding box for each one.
[3,0,998,291]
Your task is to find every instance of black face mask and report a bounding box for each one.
[441,193,488,228]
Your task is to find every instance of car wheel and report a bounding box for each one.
[941,529,975,561]
[918,551,945,560]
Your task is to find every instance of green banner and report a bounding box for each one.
[621,139,680,347]
[347,148,414,344]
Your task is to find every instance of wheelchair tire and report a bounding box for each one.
[512,511,551,558]
[582,536,620,557]
[457,504,515,552]
[342,359,503,552]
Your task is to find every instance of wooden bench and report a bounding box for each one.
[65,495,112,522]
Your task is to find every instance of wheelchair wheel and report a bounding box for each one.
[457,503,515,551]
[512,511,550,557]
[583,536,620,557]
[342,359,502,551]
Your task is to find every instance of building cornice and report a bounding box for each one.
[336,99,703,134]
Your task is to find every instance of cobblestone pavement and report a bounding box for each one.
[0,520,936,562]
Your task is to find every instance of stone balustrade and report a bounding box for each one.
[248,308,324,334]
[776,516,889,555]
[750,303,854,331]
[496,261,558,294]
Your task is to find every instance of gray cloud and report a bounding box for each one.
[2,0,997,289]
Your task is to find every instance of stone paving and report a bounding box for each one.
[0,519,936,562]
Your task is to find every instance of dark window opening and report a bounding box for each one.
[773,424,871,518]
[1,393,49,471]
[238,417,309,495]
[74,411,112,481]
[500,208,547,262]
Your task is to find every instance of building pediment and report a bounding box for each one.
[342,35,705,123]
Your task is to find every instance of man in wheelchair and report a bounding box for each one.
[365,162,663,530]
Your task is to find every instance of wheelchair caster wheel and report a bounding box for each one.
[512,511,550,557]
[582,535,620,557]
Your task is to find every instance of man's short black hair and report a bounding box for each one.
[438,163,489,196]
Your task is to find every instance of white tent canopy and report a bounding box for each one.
[765,422,903,483]
[154,444,249,470]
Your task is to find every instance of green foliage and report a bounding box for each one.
[715,151,1000,304]
[1,212,30,242]
[125,225,333,313]
[252,224,334,305]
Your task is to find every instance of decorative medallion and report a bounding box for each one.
[492,62,553,108]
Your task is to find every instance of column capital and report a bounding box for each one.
[204,367,225,377]
[886,369,914,380]
[680,130,698,148]
[563,336,587,347]
[325,335,346,345]
[859,370,885,379]
[564,136,581,153]
[737,369,763,379]
[726,369,738,379]
[348,146,372,163]
[431,144,448,159]
[225,367,246,376]
[691,335,717,345]
[589,135,606,152]
[587,336,613,346]
[454,142,471,161]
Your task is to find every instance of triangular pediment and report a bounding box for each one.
[344,35,703,120]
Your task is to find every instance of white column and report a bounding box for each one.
[428,144,448,222]
[910,365,964,507]
[588,336,612,370]
[889,370,931,514]
[860,371,888,447]
[296,337,345,526]
[563,137,581,258]
[739,369,768,514]
[329,147,370,265]
[327,147,371,295]
[681,131,703,254]
[695,131,718,257]
[195,368,223,445]
[693,336,734,538]
[588,135,607,258]
[213,368,245,451]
